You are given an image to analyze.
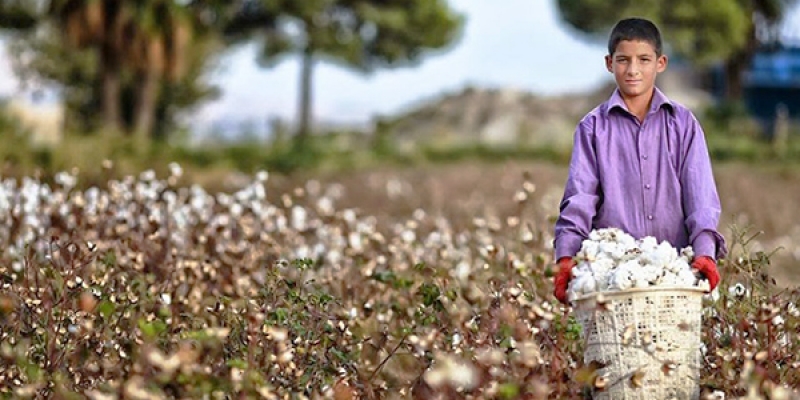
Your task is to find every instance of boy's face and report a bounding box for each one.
[605,40,667,100]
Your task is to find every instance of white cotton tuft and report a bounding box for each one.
[565,228,705,300]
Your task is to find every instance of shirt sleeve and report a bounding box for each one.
[680,113,728,260]
[554,119,601,260]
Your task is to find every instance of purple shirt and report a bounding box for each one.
[554,87,727,261]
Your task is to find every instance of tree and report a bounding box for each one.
[0,0,229,140]
[53,0,127,134]
[555,0,799,100]
[226,0,464,144]
[124,1,193,143]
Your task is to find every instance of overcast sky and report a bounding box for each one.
[192,0,612,128]
[2,0,799,132]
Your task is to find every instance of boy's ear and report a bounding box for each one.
[605,55,613,73]
[657,54,668,73]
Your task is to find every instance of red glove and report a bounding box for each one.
[692,256,720,292]
[554,257,576,304]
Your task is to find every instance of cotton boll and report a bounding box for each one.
[618,233,638,248]
[642,241,674,268]
[607,260,638,290]
[680,246,695,262]
[638,265,659,283]
[633,278,650,288]
[571,264,590,279]
[606,243,628,261]
[617,260,640,274]
[594,270,612,291]
[566,229,701,299]
[567,274,581,293]
[588,229,605,242]
[664,259,681,274]
[581,277,596,295]
[616,276,634,290]
[579,241,600,262]
[639,236,658,254]
[677,269,698,286]
[660,274,678,286]
[591,258,615,275]
[608,268,632,291]
[568,274,593,298]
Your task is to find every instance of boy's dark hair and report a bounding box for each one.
[607,18,663,56]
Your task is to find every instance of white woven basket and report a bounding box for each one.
[572,287,706,400]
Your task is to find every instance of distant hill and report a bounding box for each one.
[379,81,612,150]
[379,66,712,151]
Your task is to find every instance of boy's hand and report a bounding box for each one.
[554,257,576,304]
[692,256,720,292]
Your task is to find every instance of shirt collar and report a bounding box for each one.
[604,87,674,117]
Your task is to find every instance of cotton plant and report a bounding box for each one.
[567,228,710,301]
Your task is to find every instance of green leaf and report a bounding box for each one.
[20,358,42,382]
[554,0,774,67]
[394,277,414,290]
[292,258,314,270]
[330,348,349,362]
[96,300,116,320]
[102,251,116,267]
[268,308,290,324]
[371,270,396,283]
[138,319,167,341]
[226,358,248,369]
[497,383,520,399]
[419,283,440,307]
[52,269,65,295]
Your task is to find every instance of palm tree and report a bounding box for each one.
[124,0,193,143]
[3,0,225,140]
[50,0,127,134]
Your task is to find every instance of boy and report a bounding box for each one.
[553,18,726,304]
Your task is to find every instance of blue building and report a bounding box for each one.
[711,45,800,136]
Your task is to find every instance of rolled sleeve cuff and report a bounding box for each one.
[555,235,583,260]
[692,232,718,260]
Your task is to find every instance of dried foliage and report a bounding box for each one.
[0,164,797,399]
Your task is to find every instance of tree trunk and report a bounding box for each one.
[296,46,314,144]
[133,69,160,146]
[99,43,122,135]
[723,25,759,102]
[724,56,746,101]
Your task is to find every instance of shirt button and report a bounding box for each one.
[647,215,654,220]
[645,184,651,189]
[642,155,648,160]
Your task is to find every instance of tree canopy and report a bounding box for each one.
[555,0,799,99]
[0,0,464,143]
[225,0,464,141]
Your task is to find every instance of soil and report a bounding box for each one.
[273,160,800,288]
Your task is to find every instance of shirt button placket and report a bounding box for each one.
[639,120,654,230]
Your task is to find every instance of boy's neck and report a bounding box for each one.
[621,88,655,122]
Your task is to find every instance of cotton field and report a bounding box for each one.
[0,163,798,399]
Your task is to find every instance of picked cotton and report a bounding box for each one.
[566,228,707,301]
